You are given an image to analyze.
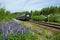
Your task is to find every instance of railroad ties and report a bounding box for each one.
[30,21,60,32]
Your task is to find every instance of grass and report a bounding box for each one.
[0,20,60,40]
[21,21,60,40]
[0,31,2,40]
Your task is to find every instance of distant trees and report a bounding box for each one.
[30,6,60,23]
[12,6,60,23]
[40,6,59,15]
[0,7,13,22]
[12,11,30,18]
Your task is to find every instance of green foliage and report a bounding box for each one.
[0,30,60,40]
[40,6,58,15]
[49,14,60,23]
[8,30,38,40]
[31,10,40,16]
[53,32,60,40]
[0,31,2,40]
[31,6,60,23]
[0,8,13,22]
[12,6,60,23]
[31,15,46,21]
[12,11,30,18]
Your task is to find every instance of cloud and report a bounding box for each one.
[1,0,60,12]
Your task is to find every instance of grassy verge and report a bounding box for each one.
[21,21,60,40]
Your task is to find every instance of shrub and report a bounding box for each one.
[31,15,46,21]
[49,14,60,23]
[0,8,13,22]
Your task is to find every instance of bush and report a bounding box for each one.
[0,8,13,22]
[49,14,60,23]
[31,15,46,21]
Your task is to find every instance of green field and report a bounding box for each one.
[0,6,60,40]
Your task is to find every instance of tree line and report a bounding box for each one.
[13,6,60,23]
[0,6,60,23]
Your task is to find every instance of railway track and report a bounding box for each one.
[29,21,60,32]
[14,19,60,32]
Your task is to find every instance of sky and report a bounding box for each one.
[1,0,60,12]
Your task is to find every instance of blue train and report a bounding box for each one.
[16,14,31,21]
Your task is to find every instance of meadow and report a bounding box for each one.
[0,21,60,40]
[0,7,60,40]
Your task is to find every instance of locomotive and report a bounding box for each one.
[16,14,31,21]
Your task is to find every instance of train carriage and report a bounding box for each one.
[16,14,31,21]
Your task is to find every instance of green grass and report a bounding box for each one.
[0,31,2,40]
[0,21,60,40]
[21,21,60,40]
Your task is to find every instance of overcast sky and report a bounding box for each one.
[1,0,60,12]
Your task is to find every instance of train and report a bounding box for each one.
[16,14,31,21]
